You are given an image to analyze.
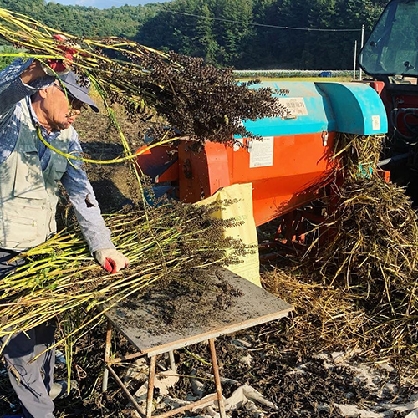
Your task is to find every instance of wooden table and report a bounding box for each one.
[102,268,293,417]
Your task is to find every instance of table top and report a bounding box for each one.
[104,267,293,356]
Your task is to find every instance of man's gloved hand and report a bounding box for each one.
[41,34,79,75]
[94,248,130,274]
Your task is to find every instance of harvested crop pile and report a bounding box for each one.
[266,133,418,368]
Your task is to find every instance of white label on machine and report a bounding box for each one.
[249,136,274,167]
[277,97,308,116]
[372,115,381,130]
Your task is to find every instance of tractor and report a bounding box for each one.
[360,0,418,203]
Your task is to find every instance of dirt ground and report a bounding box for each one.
[1,105,418,418]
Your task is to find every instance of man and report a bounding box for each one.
[0,57,129,417]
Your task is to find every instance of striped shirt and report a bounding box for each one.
[0,58,114,253]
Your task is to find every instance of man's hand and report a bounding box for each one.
[20,60,48,85]
[94,248,130,274]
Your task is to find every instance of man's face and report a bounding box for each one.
[39,82,86,131]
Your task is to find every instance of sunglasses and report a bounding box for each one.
[54,83,88,112]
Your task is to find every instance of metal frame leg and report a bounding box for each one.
[168,350,176,371]
[208,338,227,418]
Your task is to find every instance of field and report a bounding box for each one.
[234,69,354,79]
[234,70,359,82]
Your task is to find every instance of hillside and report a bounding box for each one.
[0,0,386,69]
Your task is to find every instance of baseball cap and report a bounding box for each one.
[58,71,99,113]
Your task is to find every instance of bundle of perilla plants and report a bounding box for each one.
[1,200,249,348]
[0,8,272,354]
[0,8,288,144]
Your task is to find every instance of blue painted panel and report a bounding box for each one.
[315,82,388,135]
[242,81,332,136]
[239,81,388,137]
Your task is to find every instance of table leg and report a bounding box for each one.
[146,355,157,417]
[168,350,176,371]
[208,339,227,418]
[102,319,113,392]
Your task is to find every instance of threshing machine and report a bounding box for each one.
[137,0,418,242]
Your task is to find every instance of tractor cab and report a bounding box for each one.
[360,0,418,84]
[360,0,418,200]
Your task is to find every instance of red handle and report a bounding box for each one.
[47,59,68,73]
[47,34,78,72]
[104,257,116,274]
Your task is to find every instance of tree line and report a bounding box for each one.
[0,0,388,70]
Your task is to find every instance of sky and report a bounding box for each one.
[45,0,171,8]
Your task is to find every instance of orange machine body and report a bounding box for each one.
[176,133,335,226]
